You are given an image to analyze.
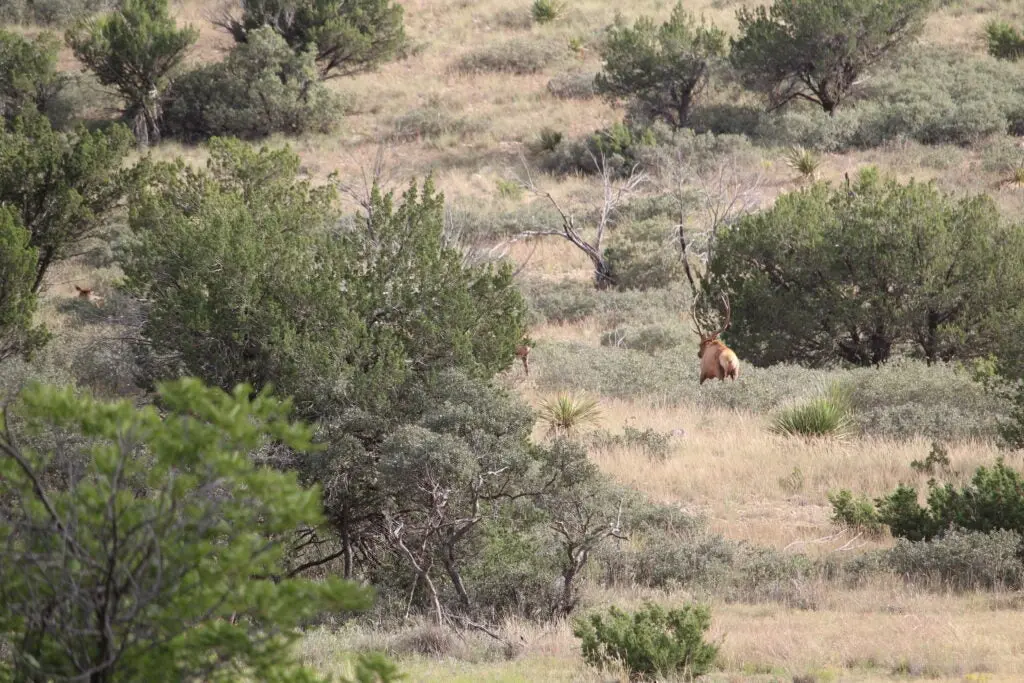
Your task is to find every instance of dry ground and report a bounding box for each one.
[14,0,1024,679]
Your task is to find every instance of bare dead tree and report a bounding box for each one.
[514,151,648,289]
[663,147,765,298]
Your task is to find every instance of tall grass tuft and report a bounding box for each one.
[539,391,602,438]
[782,145,823,181]
[770,384,855,439]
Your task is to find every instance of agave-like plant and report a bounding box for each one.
[539,392,602,438]
[782,145,823,182]
[770,383,855,439]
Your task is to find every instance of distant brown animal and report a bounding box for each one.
[515,344,531,376]
[74,285,104,305]
[691,292,739,385]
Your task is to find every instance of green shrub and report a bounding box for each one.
[454,37,563,74]
[539,391,602,438]
[884,529,1024,590]
[531,0,565,24]
[910,441,952,476]
[985,20,1024,61]
[573,602,718,681]
[163,27,340,141]
[0,30,67,125]
[544,120,661,176]
[537,126,563,152]
[828,489,883,535]
[770,385,855,439]
[546,69,598,99]
[875,459,1024,542]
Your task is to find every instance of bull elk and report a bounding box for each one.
[515,344,531,376]
[691,292,740,385]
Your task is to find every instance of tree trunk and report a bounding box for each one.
[442,550,471,610]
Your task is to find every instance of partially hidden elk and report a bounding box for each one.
[691,293,740,385]
[515,344,531,376]
[74,285,104,306]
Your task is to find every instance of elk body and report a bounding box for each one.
[74,285,103,305]
[691,293,739,385]
[515,344,531,375]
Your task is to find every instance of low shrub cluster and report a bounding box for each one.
[453,37,565,75]
[0,0,112,25]
[163,27,341,141]
[390,94,484,142]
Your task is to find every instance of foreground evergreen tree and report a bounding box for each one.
[217,0,406,80]
[0,114,132,292]
[730,0,933,115]
[67,0,198,144]
[0,378,398,682]
[595,4,726,129]
[708,168,1024,368]
[0,208,48,363]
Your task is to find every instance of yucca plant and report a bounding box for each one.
[1003,164,1024,189]
[770,383,855,439]
[539,392,602,438]
[782,145,823,182]
[532,0,566,24]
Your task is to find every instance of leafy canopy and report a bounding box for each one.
[0,207,48,364]
[218,0,406,80]
[0,377,398,683]
[123,137,527,420]
[596,4,726,129]
[0,114,132,292]
[67,0,198,144]
[0,30,65,124]
[730,0,933,114]
[708,168,1024,368]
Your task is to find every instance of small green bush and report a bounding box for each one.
[910,441,952,476]
[163,27,340,141]
[985,20,1024,61]
[587,426,673,461]
[828,489,884,535]
[604,219,687,292]
[531,0,565,24]
[454,37,564,74]
[600,324,686,355]
[544,120,661,176]
[573,602,718,681]
[537,126,563,152]
[770,385,855,439]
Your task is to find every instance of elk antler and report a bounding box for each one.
[708,293,731,338]
[689,291,705,338]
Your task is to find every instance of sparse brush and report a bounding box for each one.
[770,384,854,439]
[782,145,823,181]
[539,391,602,438]
[531,0,566,24]
[537,126,563,152]
[1004,165,1024,188]
[496,178,523,200]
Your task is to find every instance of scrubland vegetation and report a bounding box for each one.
[6,0,1024,681]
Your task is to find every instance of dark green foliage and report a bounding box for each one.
[163,27,340,141]
[0,208,49,363]
[595,4,726,129]
[0,30,66,124]
[218,0,406,80]
[986,20,1024,61]
[828,489,883,534]
[911,441,952,475]
[0,378,397,683]
[999,383,1024,451]
[544,121,660,177]
[708,168,1024,368]
[573,602,718,680]
[873,459,1024,542]
[0,113,132,292]
[67,0,198,145]
[730,0,933,114]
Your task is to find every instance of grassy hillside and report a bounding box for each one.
[9,0,1024,680]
